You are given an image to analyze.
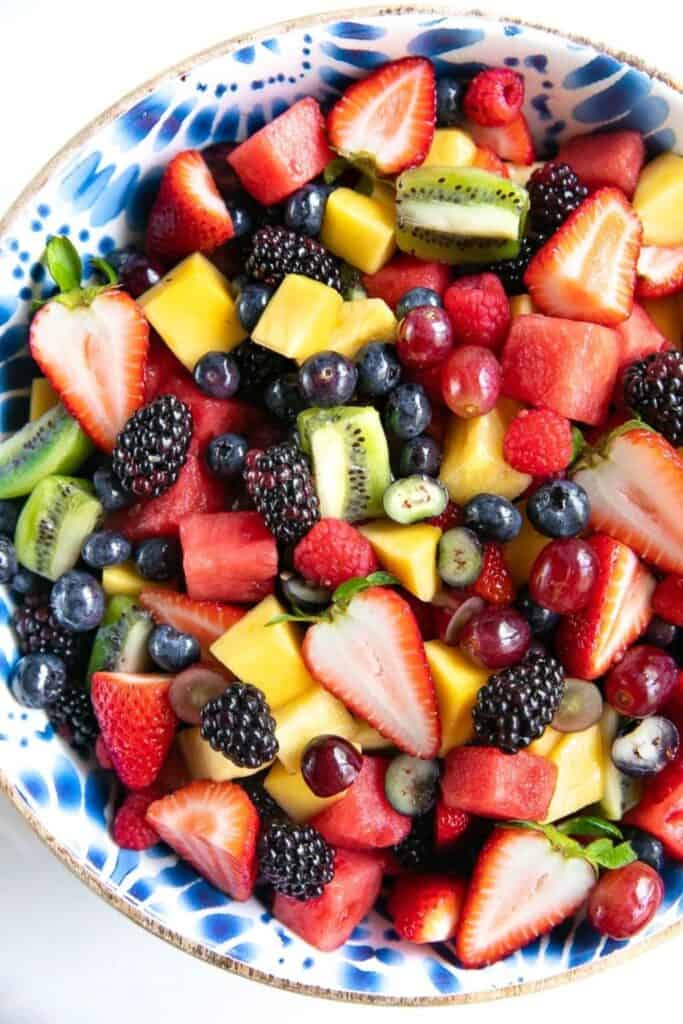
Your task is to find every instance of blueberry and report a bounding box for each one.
[264,373,307,422]
[225,201,253,238]
[0,536,17,584]
[206,432,248,477]
[81,530,132,569]
[236,283,274,332]
[395,287,442,321]
[527,480,590,538]
[646,616,678,649]
[50,571,105,632]
[612,716,680,776]
[384,755,440,816]
[193,351,240,399]
[284,184,329,236]
[399,436,442,477]
[148,624,200,672]
[10,653,67,709]
[135,537,181,581]
[463,493,522,542]
[383,383,432,440]
[516,586,560,635]
[11,567,44,597]
[436,76,464,127]
[356,342,402,397]
[93,466,132,512]
[621,826,666,873]
[0,499,20,536]
[299,351,358,407]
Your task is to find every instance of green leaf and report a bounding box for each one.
[332,572,398,610]
[589,841,637,870]
[44,236,82,293]
[356,174,375,197]
[91,257,118,286]
[556,816,623,840]
[584,838,614,861]
[324,157,351,184]
[266,612,320,627]
[570,427,585,466]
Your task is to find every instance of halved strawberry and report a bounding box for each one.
[328,57,436,175]
[146,780,259,900]
[455,829,596,968]
[434,798,470,851]
[146,150,234,262]
[466,114,535,165]
[139,590,244,665]
[636,245,683,299]
[615,301,671,369]
[302,584,440,758]
[555,533,654,679]
[389,873,466,943]
[472,145,509,177]
[524,188,642,326]
[91,672,178,790]
[573,427,683,574]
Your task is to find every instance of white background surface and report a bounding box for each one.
[1,1,681,1020]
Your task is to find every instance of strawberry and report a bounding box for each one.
[524,188,642,327]
[455,828,596,968]
[555,534,655,679]
[434,799,470,851]
[615,301,671,369]
[146,780,259,900]
[139,589,244,664]
[388,873,467,943]
[301,579,441,758]
[636,245,683,298]
[328,57,436,175]
[146,150,234,262]
[29,237,148,452]
[573,427,683,574]
[652,574,683,626]
[472,145,509,177]
[466,114,535,165]
[467,543,514,606]
[91,672,178,790]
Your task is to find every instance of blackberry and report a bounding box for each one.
[200,682,278,768]
[473,650,565,754]
[13,598,84,671]
[245,225,343,292]
[233,340,294,402]
[392,813,436,871]
[239,776,283,823]
[258,820,335,900]
[622,351,683,445]
[48,685,99,754]
[244,442,320,546]
[484,235,545,296]
[112,395,192,499]
[527,161,588,239]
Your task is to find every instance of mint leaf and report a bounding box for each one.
[44,236,82,293]
[503,820,636,874]
[332,572,398,610]
[589,841,637,870]
[584,838,614,861]
[557,816,624,840]
[324,157,350,184]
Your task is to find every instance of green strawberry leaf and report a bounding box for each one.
[91,257,118,286]
[570,426,585,466]
[44,236,82,294]
[332,572,398,610]
[324,157,351,184]
[556,816,624,840]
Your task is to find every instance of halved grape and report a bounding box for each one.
[552,678,603,733]
[169,666,231,724]
[384,754,440,816]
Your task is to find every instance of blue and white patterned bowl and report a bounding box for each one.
[1,5,682,1005]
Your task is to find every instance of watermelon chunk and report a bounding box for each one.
[441,746,557,820]
[558,130,645,199]
[228,98,333,206]
[362,254,451,311]
[615,302,671,370]
[273,848,383,951]
[501,314,620,425]
[180,511,277,603]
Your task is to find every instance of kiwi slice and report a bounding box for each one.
[15,475,103,581]
[395,166,529,264]
[86,596,153,685]
[598,707,643,820]
[0,403,93,499]
[297,406,392,521]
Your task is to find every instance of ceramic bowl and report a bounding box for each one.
[1,5,682,1006]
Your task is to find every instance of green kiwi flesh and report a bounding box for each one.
[86,596,153,686]
[14,475,104,581]
[0,403,93,499]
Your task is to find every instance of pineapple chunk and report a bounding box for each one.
[274,685,357,773]
[440,399,532,504]
[252,274,343,362]
[424,641,488,755]
[633,153,683,246]
[507,162,544,186]
[210,594,315,709]
[328,298,397,359]
[102,562,176,599]
[509,294,536,318]
[179,727,270,781]
[265,761,345,822]
[423,129,477,168]
[527,726,563,759]
[641,294,683,346]
[542,724,606,823]
[504,502,550,587]
[321,187,396,274]
[138,253,246,370]
[29,378,58,421]
[353,719,394,750]
[359,520,441,601]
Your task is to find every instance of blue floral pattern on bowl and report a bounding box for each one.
[1,9,682,1004]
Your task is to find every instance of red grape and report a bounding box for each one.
[529,538,598,614]
[169,666,230,724]
[459,606,531,669]
[396,307,454,369]
[587,861,664,939]
[605,645,679,717]
[441,345,502,418]
[301,735,363,796]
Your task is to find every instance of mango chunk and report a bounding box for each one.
[542,724,606,823]
[440,399,531,504]
[265,761,345,822]
[328,298,397,359]
[359,520,441,602]
[424,641,488,755]
[423,128,477,168]
[321,187,396,274]
[641,294,683,346]
[504,502,551,587]
[252,273,343,362]
[102,562,176,599]
[29,378,58,421]
[179,727,270,781]
[509,294,536,318]
[139,253,246,370]
[275,685,357,773]
[633,153,683,246]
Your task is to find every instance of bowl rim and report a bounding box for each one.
[1,3,682,1006]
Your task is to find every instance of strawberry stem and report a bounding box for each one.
[266,571,398,628]
[38,236,119,311]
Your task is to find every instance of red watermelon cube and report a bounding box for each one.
[441,746,557,821]
[180,511,277,603]
[558,130,645,199]
[615,301,671,370]
[311,755,412,850]
[362,254,451,311]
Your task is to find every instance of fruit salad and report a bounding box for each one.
[4,57,683,967]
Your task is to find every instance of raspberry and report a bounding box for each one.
[652,575,683,626]
[434,800,470,850]
[503,409,573,475]
[463,68,524,127]
[113,789,160,851]
[469,543,514,606]
[293,519,379,590]
[443,274,510,351]
[428,500,463,531]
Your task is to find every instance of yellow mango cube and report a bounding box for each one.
[102,562,176,599]
[423,129,477,168]
[542,724,606,823]
[29,378,58,421]
[321,187,396,274]
[633,153,683,245]
[641,295,683,346]
[353,719,394,750]
[252,274,343,362]
[440,399,531,504]
[139,253,246,370]
[360,520,441,602]
[265,761,345,822]
[504,502,551,587]
[210,595,315,709]
[510,294,535,318]
[274,685,357,773]
[424,641,488,755]
[328,299,397,359]
[179,727,270,781]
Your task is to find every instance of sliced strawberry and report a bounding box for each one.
[91,672,178,790]
[389,873,466,943]
[573,427,683,574]
[441,747,556,821]
[311,755,412,850]
[434,798,470,851]
[615,301,671,369]
[139,590,244,665]
[472,145,509,177]
[524,188,642,326]
[30,290,148,452]
[328,57,436,175]
[146,150,234,262]
[303,586,440,758]
[146,780,259,900]
[466,114,535,165]
[636,245,683,299]
[555,534,655,679]
[558,130,645,199]
[455,829,596,968]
